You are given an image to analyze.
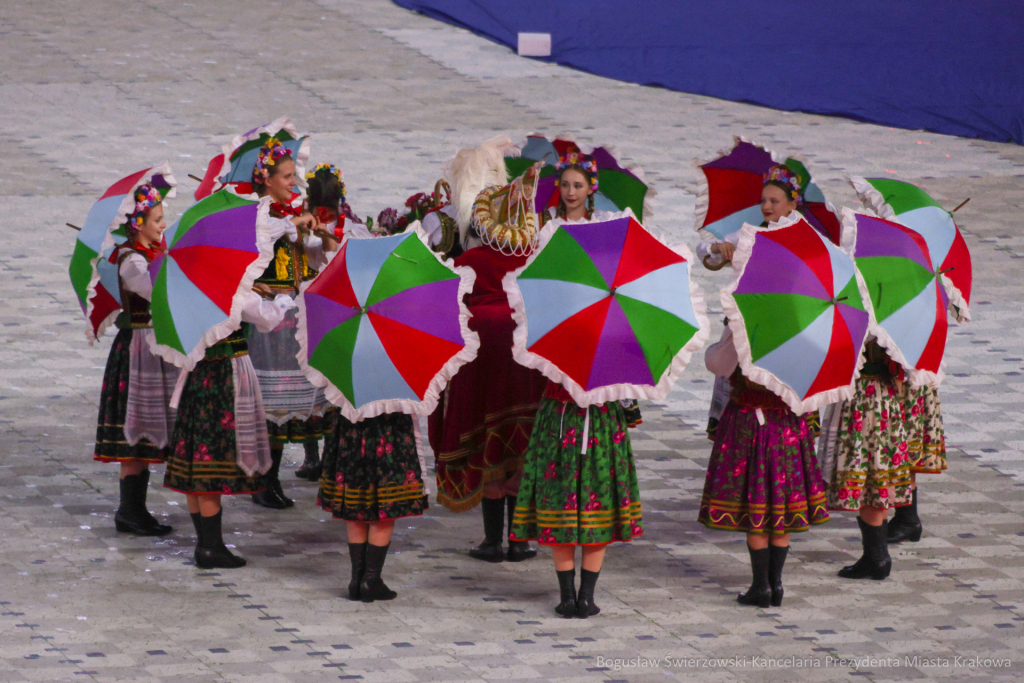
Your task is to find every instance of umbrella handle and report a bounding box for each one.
[434,179,451,207]
[702,255,731,271]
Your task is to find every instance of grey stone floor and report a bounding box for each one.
[2,1,1024,681]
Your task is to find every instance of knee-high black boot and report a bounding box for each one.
[469,497,504,562]
[195,510,247,569]
[296,440,322,481]
[347,542,368,601]
[555,569,576,617]
[252,448,289,509]
[576,569,601,618]
[115,473,171,536]
[136,470,172,535]
[888,488,922,543]
[737,545,771,607]
[838,517,891,580]
[768,545,788,607]
[505,495,536,562]
[359,543,397,602]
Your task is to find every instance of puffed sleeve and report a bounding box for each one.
[704,327,739,378]
[696,229,741,270]
[303,235,331,271]
[239,291,295,333]
[266,216,299,243]
[118,252,153,300]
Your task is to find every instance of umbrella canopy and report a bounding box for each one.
[841,208,949,387]
[297,228,479,421]
[148,188,275,369]
[851,176,972,322]
[503,210,709,405]
[721,213,872,414]
[503,134,656,223]
[194,116,310,201]
[693,136,841,244]
[69,162,176,342]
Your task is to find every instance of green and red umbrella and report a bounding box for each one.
[694,136,841,244]
[503,135,656,223]
[721,214,872,414]
[69,162,176,342]
[297,228,479,421]
[148,188,275,369]
[503,210,709,405]
[841,208,949,387]
[194,116,310,201]
[851,176,972,322]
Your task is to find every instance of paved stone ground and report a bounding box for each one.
[2,1,1024,682]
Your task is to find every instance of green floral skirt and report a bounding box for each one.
[318,411,428,521]
[94,328,166,464]
[163,358,265,496]
[511,398,643,545]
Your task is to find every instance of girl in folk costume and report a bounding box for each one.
[887,385,945,543]
[428,138,547,563]
[511,152,644,619]
[819,341,912,580]
[246,140,336,508]
[94,185,181,536]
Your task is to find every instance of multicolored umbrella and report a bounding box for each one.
[693,136,841,244]
[841,208,949,386]
[297,227,479,421]
[721,214,871,414]
[851,176,972,322]
[194,116,310,201]
[148,188,275,369]
[503,210,709,405]
[503,135,656,223]
[69,162,176,342]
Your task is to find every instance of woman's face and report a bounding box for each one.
[265,158,296,204]
[760,183,798,224]
[137,204,166,247]
[558,168,593,216]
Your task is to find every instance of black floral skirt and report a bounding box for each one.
[163,358,265,495]
[94,328,166,464]
[267,412,328,446]
[317,411,428,521]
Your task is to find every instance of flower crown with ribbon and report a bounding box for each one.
[555,151,599,193]
[763,163,802,201]
[126,183,163,233]
[251,137,292,186]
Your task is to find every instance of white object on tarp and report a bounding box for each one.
[517,33,551,57]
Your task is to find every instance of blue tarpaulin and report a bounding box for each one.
[393,0,1024,144]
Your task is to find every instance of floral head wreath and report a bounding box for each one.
[555,152,598,193]
[305,162,347,205]
[251,137,292,186]
[125,184,163,234]
[763,164,802,201]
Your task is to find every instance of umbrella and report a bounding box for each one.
[194,116,310,201]
[503,210,709,405]
[503,134,656,223]
[148,188,275,369]
[693,136,841,244]
[296,227,479,421]
[69,162,176,342]
[851,176,972,322]
[840,208,949,386]
[721,213,872,414]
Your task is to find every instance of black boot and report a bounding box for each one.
[737,545,771,607]
[838,517,891,580]
[296,440,322,481]
[768,544,788,607]
[114,473,170,536]
[555,569,576,618]
[347,542,368,601]
[190,512,203,564]
[888,488,922,543]
[194,511,247,569]
[252,449,289,509]
[505,495,536,562]
[576,568,601,618]
[359,543,397,602]
[468,497,504,562]
[136,470,173,535]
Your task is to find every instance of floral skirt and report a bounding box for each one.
[905,385,946,474]
[317,411,428,521]
[698,403,829,535]
[267,412,329,446]
[94,328,166,464]
[823,378,913,511]
[511,399,643,546]
[163,358,265,496]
